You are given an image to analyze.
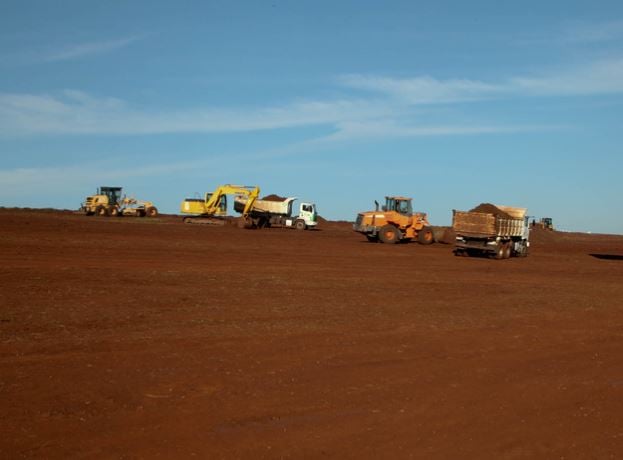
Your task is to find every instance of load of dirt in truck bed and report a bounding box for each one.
[261,194,288,202]
[469,203,514,219]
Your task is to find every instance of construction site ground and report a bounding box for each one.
[2,208,623,459]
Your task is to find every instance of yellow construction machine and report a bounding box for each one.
[353,196,434,244]
[81,186,158,217]
[180,184,260,225]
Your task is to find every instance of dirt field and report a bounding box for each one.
[2,209,623,459]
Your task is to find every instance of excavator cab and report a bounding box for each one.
[205,192,227,216]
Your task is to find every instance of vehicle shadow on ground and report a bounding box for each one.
[590,253,623,260]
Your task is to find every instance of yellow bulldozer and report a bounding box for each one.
[353,196,434,244]
[180,184,260,225]
[81,187,158,217]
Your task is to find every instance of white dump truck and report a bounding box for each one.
[452,203,530,259]
[234,195,318,230]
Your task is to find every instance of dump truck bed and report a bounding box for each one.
[453,207,527,238]
[234,196,296,216]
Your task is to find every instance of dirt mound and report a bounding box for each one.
[261,194,287,202]
[469,203,513,219]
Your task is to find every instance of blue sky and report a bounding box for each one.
[1,1,622,233]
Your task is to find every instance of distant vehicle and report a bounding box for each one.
[453,204,529,259]
[81,186,158,217]
[532,217,554,230]
[353,196,433,244]
[234,196,318,230]
[180,184,259,225]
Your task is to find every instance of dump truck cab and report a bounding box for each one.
[354,196,433,244]
[298,202,318,228]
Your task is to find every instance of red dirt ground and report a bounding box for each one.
[2,209,623,459]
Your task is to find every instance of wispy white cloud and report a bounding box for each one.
[514,19,623,46]
[3,56,621,140]
[510,58,623,95]
[339,74,503,104]
[42,35,144,62]
[341,57,623,102]
[560,20,623,44]
[320,120,548,143]
[0,90,391,136]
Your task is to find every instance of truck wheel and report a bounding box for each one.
[503,243,512,259]
[379,225,401,244]
[294,219,306,231]
[418,226,434,245]
[241,216,255,229]
[145,207,158,217]
[493,244,505,259]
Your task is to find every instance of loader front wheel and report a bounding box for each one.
[96,205,109,217]
[145,206,158,217]
[417,227,434,245]
[379,225,401,244]
[110,207,120,217]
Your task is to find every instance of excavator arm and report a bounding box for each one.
[180,184,260,225]
[203,185,260,217]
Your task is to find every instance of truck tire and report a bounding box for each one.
[241,216,254,229]
[516,242,529,257]
[294,219,306,231]
[379,225,401,244]
[503,243,512,259]
[96,205,109,217]
[145,206,158,217]
[418,226,434,245]
[493,244,505,260]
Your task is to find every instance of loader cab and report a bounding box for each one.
[384,196,412,215]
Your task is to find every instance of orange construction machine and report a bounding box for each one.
[353,196,434,244]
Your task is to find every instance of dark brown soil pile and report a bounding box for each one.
[261,194,287,202]
[469,203,513,219]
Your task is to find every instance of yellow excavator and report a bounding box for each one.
[180,184,260,225]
